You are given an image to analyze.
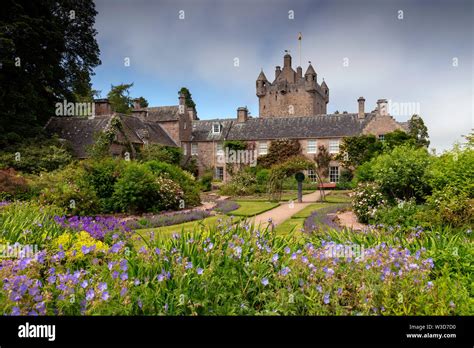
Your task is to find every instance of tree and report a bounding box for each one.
[138,144,183,166]
[384,129,416,150]
[314,145,332,178]
[178,87,196,110]
[107,83,134,114]
[337,135,382,169]
[0,0,101,145]
[258,139,301,168]
[134,96,149,108]
[408,114,430,148]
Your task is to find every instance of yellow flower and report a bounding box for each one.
[53,231,109,260]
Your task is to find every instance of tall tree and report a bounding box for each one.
[107,83,134,114]
[408,114,430,148]
[0,0,101,145]
[178,87,196,110]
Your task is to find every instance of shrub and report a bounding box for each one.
[126,210,211,230]
[373,199,425,228]
[219,169,257,196]
[0,168,30,200]
[370,144,432,202]
[199,171,213,192]
[138,144,183,166]
[352,182,387,223]
[111,162,162,213]
[255,169,270,192]
[145,161,200,207]
[0,136,73,174]
[257,139,302,168]
[36,164,101,216]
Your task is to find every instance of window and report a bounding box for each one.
[307,169,317,182]
[183,144,187,156]
[258,141,268,155]
[191,143,198,156]
[215,167,224,181]
[216,143,224,158]
[329,139,340,154]
[329,166,339,183]
[307,140,317,154]
[212,123,222,134]
[378,134,385,141]
[183,122,187,129]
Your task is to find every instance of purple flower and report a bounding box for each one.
[323,292,330,304]
[86,289,95,301]
[185,262,193,270]
[98,282,107,292]
[137,299,143,309]
[81,280,88,288]
[120,287,127,297]
[279,267,290,276]
[284,247,291,254]
[81,246,90,255]
[134,279,141,286]
[120,259,128,271]
[261,278,269,286]
[112,271,119,279]
[197,268,204,275]
[426,281,433,289]
[11,306,20,315]
[101,291,109,301]
[272,254,279,262]
[316,285,322,293]
[154,248,161,255]
[120,273,128,281]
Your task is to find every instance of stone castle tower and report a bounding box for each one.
[256,53,329,117]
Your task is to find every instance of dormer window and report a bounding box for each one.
[212,123,222,134]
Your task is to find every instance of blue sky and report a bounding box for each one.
[91,0,473,152]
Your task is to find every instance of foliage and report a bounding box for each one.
[337,134,381,169]
[223,140,247,151]
[107,83,134,114]
[127,210,211,231]
[373,200,425,228]
[181,157,198,177]
[178,87,196,110]
[408,115,430,148]
[366,144,432,202]
[0,0,101,145]
[383,129,416,150]
[134,97,149,108]
[424,187,473,228]
[352,183,387,223]
[267,156,315,201]
[0,217,469,315]
[214,200,240,214]
[138,144,183,166]
[199,171,213,192]
[255,169,270,192]
[0,136,73,174]
[0,169,30,201]
[258,139,302,168]
[314,145,332,178]
[335,168,353,190]
[219,169,257,196]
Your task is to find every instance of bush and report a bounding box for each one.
[352,182,387,223]
[36,164,101,215]
[370,144,432,202]
[373,199,425,228]
[0,168,30,200]
[219,169,257,196]
[138,144,183,166]
[0,136,73,174]
[199,171,213,192]
[255,169,270,192]
[145,161,200,208]
[111,162,162,213]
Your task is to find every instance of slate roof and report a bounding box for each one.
[190,113,376,141]
[143,106,180,122]
[45,114,177,158]
[190,119,234,142]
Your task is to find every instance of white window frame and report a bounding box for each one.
[191,143,198,156]
[212,123,222,134]
[183,144,187,156]
[258,141,268,155]
[307,140,317,154]
[329,139,340,154]
[329,166,340,183]
[378,134,385,141]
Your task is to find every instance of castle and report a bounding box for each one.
[46,53,407,183]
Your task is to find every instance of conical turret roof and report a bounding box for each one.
[305,64,316,75]
[257,69,268,81]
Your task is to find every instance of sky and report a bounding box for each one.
[91,0,473,152]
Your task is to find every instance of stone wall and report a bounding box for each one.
[362,115,404,136]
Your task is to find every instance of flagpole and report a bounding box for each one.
[298,32,302,67]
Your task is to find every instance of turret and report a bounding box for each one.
[283,53,292,68]
[275,66,281,80]
[256,70,268,97]
[321,79,329,98]
[296,66,302,79]
[304,63,317,92]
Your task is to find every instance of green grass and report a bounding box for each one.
[291,203,327,218]
[229,201,280,217]
[324,192,352,203]
[234,190,314,202]
[274,217,305,236]
[134,215,235,240]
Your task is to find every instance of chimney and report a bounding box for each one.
[296,66,302,79]
[376,99,388,116]
[94,98,112,115]
[132,99,141,110]
[237,107,248,123]
[275,66,281,80]
[357,97,365,119]
[178,92,185,106]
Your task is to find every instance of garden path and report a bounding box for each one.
[250,190,324,227]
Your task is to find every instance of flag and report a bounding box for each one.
[298,32,302,40]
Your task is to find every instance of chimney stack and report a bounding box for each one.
[237,107,248,123]
[357,97,365,119]
[376,99,388,116]
[275,66,281,80]
[178,92,185,106]
[132,99,141,110]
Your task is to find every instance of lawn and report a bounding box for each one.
[229,201,280,216]
[323,191,352,203]
[234,190,314,202]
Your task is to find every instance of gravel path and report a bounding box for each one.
[250,190,324,227]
